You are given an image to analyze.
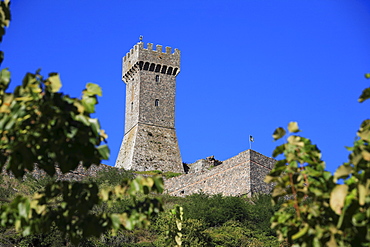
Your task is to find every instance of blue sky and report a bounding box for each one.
[2,1,370,173]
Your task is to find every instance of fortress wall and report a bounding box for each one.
[249,161,274,194]
[250,150,276,169]
[165,160,250,197]
[165,149,276,197]
[248,151,275,194]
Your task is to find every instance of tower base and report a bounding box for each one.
[115,123,183,173]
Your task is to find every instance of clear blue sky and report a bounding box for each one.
[2,1,370,173]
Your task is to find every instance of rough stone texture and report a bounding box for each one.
[185,156,222,174]
[2,164,114,182]
[165,150,275,197]
[115,42,183,173]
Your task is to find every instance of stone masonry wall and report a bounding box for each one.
[139,70,176,128]
[115,42,182,173]
[185,156,222,174]
[131,124,182,172]
[249,151,275,194]
[165,150,275,196]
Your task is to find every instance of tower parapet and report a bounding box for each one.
[122,42,180,82]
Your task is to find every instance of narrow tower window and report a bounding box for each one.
[155,75,160,82]
[131,102,133,111]
[155,99,159,107]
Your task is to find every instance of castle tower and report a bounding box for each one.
[115,42,183,173]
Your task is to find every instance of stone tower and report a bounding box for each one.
[115,42,183,173]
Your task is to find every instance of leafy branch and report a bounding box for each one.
[266,75,370,246]
[0,1,165,244]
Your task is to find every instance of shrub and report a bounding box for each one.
[183,193,250,227]
[86,167,135,187]
[162,171,182,179]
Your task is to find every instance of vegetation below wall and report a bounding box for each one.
[0,169,285,247]
[135,170,182,179]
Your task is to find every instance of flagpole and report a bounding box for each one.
[249,135,254,150]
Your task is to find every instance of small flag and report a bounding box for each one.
[249,135,254,142]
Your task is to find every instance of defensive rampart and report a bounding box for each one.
[165,149,275,197]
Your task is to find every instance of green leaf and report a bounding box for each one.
[330,184,348,215]
[272,143,285,157]
[264,175,274,183]
[352,212,367,227]
[22,72,41,93]
[358,184,366,206]
[88,118,100,135]
[153,176,164,193]
[75,114,90,126]
[125,218,134,231]
[358,87,370,103]
[273,127,286,141]
[0,67,10,90]
[85,83,102,96]
[110,213,121,229]
[97,144,110,160]
[292,223,309,240]
[0,51,3,65]
[288,121,300,133]
[130,178,141,194]
[22,226,31,236]
[287,135,304,147]
[175,234,182,245]
[18,200,30,219]
[333,164,353,181]
[45,73,62,92]
[272,187,286,198]
[365,73,370,79]
[82,95,97,113]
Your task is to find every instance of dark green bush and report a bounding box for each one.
[182,193,251,227]
[246,194,282,236]
[22,173,56,194]
[162,171,182,179]
[86,167,135,187]
[0,171,283,246]
[0,175,14,202]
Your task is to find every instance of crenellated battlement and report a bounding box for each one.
[122,42,180,83]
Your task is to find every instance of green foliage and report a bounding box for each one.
[204,220,271,247]
[0,0,10,65]
[0,175,164,244]
[162,171,182,179]
[0,2,165,244]
[266,123,338,245]
[0,174,16,203]
[153,207,210,247]
[165,205,184,246]
[0,70,109,177]
[183,193,250,227]
[135,170,182,179]
[266,75,370,246]
[0,178,284,246]
[21,173,56,194]
[86,167,135,187]
[160,193,282,247]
